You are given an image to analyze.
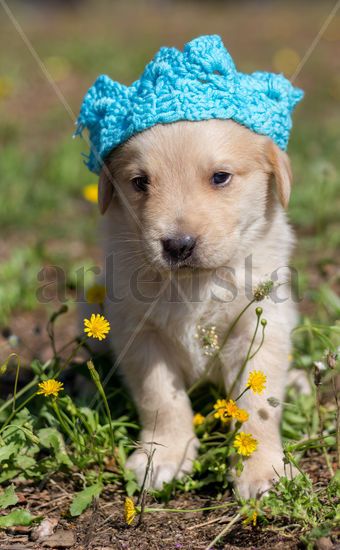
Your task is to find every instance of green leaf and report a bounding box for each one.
[0,509,35,528]
[15,455,37,470]
[3,425,39,445]
[30,360,44,376]
[0,485,18,509]
[0,442,18,462]
[118,440,126,464]
[126,479,138,497]
[0,468,20,483]
[70,483,102,517]
[37,428,72,467]
[328,468,340,497]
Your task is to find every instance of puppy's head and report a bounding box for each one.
[99,119,292,270]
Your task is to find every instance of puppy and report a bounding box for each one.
[98,118,297,498]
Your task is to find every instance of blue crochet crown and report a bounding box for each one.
[76,35,303,174]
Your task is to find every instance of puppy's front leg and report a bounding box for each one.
[227,322,292,499]
[123,330,198,489]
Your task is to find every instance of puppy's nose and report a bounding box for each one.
[162,235,197,262]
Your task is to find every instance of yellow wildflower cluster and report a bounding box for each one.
[210,370,266,459]
[84,314,110,340]
[213,399,249,424]
[37,379,64,398]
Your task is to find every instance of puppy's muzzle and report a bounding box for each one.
[162,235,196,264]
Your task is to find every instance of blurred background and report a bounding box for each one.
[0,0,339,368]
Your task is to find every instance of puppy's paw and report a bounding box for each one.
[125,436,199,490]
[234,451,294,499]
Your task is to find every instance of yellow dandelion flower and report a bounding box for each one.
[243,509,258,526]
[234,432,258,456]
[37,379,64,398]
[83,183,98,203]
[234,408,249,423]
[214,399,243,423]
[86,284,106,304]
[193,413,205,427]
[247,370,266,394]
[84,314,110,340]
[124,497,137,525]
[214,399,250,424]
[224,399,239,418]
[213,399,227,420]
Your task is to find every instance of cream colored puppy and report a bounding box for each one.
[98,119,297,498]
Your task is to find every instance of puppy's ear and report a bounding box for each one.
[267,141,292,209]
[98,164,115,214]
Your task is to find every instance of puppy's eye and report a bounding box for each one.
[211,172,232,187]
[131,175,149,192]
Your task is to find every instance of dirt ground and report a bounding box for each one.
[0,453,338,550]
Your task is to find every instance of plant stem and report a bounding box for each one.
[87,361,115,453]
[205,512,242,550]
[0,392,36,434]
[55,338,87,377]
[0,357,51,416]
[10,354,21,412]
[315,381,334,477]
[0,376,38,417]
[188,299,256,396]
[248,322,266,360]
[227,314,261,398]
[144,502,234,514]
[286,433,335,452]
[332,375,340,469]
[56,336,79,355]
[52,400,75,442]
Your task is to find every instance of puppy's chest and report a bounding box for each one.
[151,287,241,379]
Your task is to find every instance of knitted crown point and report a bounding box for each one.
[76,35,304,174]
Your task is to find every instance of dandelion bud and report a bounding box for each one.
[255,307,263,317]
[49,305,68,323]
[261,319,267,327]
[0,362,7,375]
[267,397,280,408]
